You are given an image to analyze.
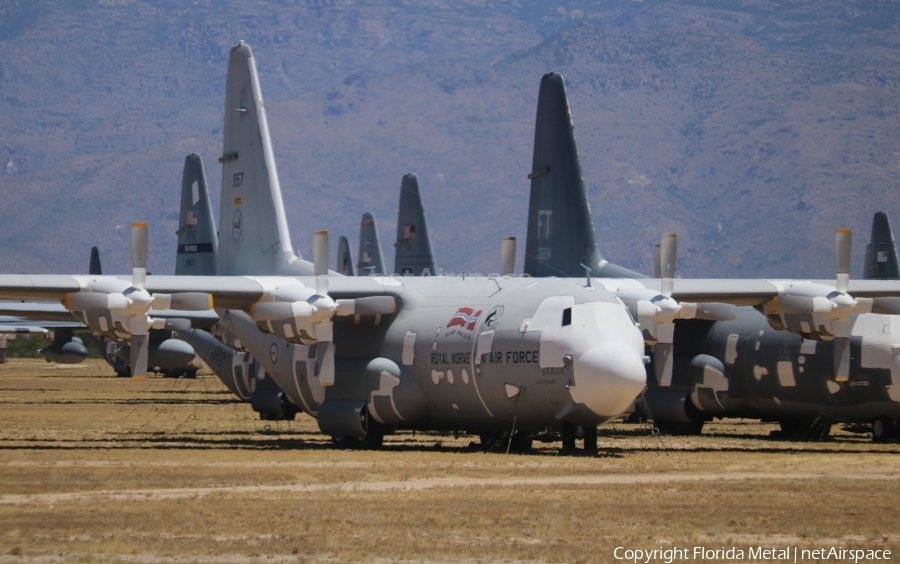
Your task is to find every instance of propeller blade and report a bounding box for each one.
[500,237,516,277]
[659,232,676,297]
[123,313,155,378]
[313,230,329,295]
[131,222,148,290]
[129,333,149,380]
[835,228,851,294]
[316,341,336,386]
[834,336,850,382]
[653,342,674,386]
[314,320,333,342]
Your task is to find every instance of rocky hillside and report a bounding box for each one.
[1,0,899,279]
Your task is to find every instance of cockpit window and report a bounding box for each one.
[562,307,572,326]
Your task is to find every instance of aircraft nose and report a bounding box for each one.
[570,342,646,420]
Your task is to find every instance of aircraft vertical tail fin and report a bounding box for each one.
[337,236,355,276]
[394,173,437,276]
[217,41,309,276]
[523,72,645,279]
[176,154,218,276]
[357,212,386,275]
[89,246,102,275]
[864,211,900,280]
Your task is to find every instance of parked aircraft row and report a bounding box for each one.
[3,41,900,450]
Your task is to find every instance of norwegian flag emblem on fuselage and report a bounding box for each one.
[447,307,482,331]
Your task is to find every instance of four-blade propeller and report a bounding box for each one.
[761,229,875,382]
[63,223,212,380]
[613,233,735,386]
[250,230,396,386]
[63,222,877,387]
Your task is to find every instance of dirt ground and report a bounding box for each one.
[1,358,899,563]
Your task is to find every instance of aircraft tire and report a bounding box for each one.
[508,431,533,453]
[332,419,385,450]
[560,422,577,453]
[872,417,895,443]
[653,419,704,436]
[331,435,358,448]
[583,427,598,453]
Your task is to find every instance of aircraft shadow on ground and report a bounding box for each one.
[0,398,244,407]
[1,429,896,456]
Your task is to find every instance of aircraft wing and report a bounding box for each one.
[0,321,49,334]
[0,274,394,311]
[601,278,900,306]
[0,275,261,309]
[0,302,80,321]
[4,274,900,306]
[0,297,221,330]
[613,279,777,306]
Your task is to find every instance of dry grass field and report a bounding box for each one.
[1,358,899,563]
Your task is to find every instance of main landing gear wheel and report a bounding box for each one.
[650,398,707,436]
[872,417,897,443]
[508,431,533,453]
[331,418,386,450]
[559,423,598,454]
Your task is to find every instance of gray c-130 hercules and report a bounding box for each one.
[7,42,900,449]
[525,71,900,441]
[174,44,442,426]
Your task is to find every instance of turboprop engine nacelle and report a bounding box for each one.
[116,338,196,369]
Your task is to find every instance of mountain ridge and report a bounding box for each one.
[1,0,898,280]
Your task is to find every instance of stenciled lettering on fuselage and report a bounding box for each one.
[430,350,539,366]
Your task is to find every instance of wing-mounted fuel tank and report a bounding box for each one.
[115,334,196,370]
[38,329,88,364]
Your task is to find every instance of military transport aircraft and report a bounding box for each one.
[0,244,202,376]
[6,42,900,451]
[524,71,900,442]
[179,166,444,422]
[170,48,440,425]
